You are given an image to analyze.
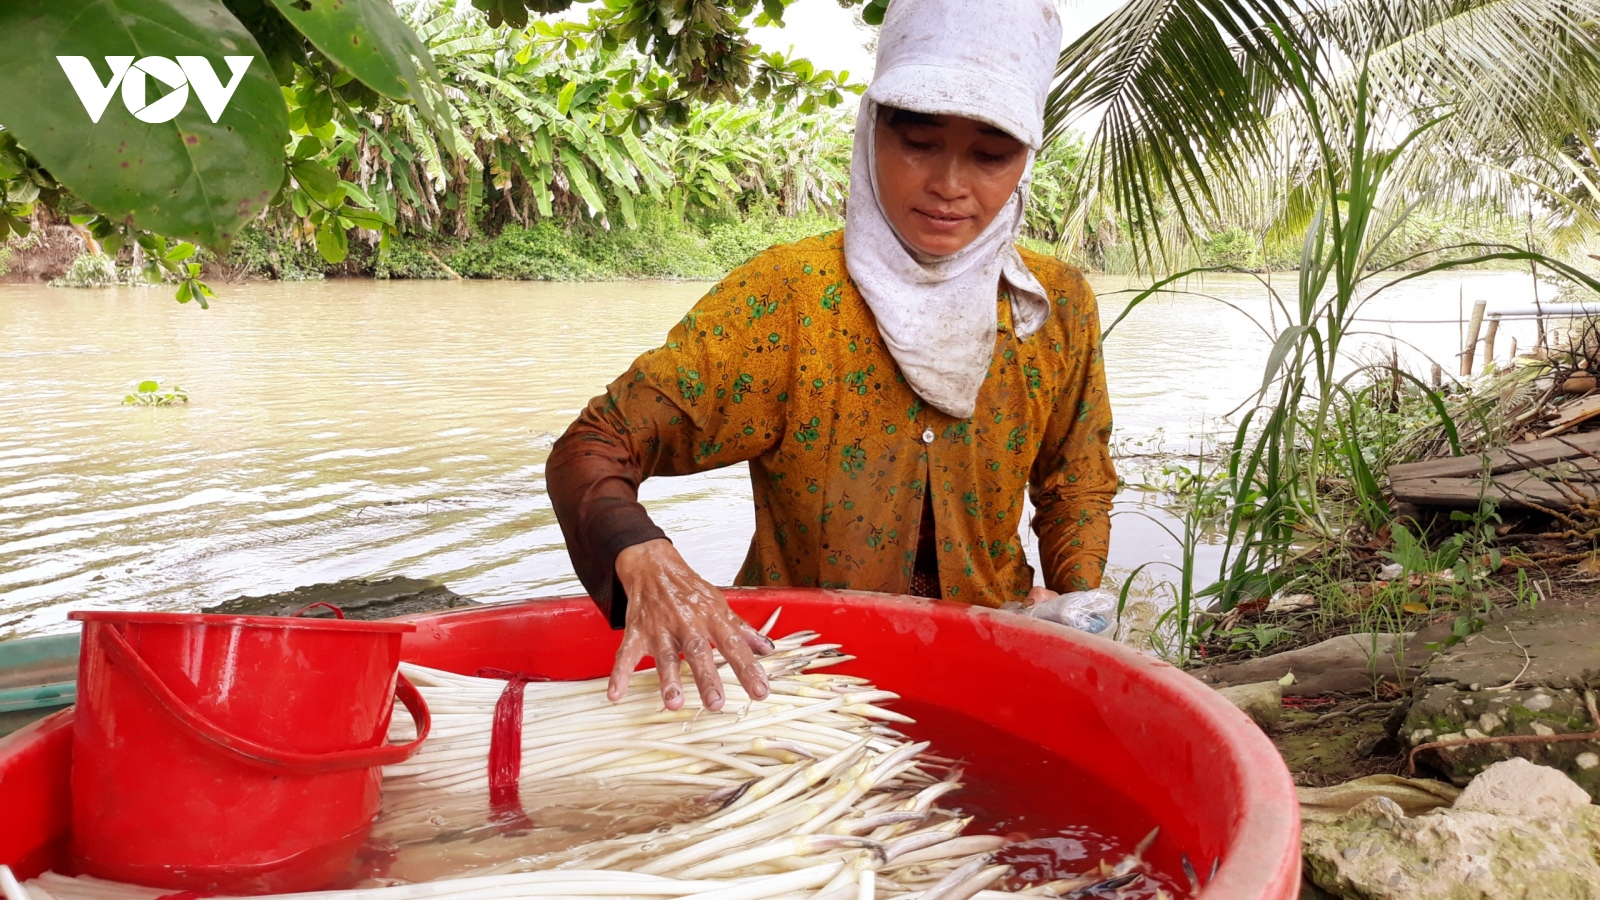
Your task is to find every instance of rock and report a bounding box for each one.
[1452,757,1591,817]
[1267,592,1316,613]
[1191,633,1418,696]
[1302,761,1600,899]
[1216,681,1282,727]
[1398,603,1600,799]
[202,575,474,621]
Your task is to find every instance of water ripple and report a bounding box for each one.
[1,273,1552,636]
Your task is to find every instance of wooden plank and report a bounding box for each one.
[1390,473,1600,509]
[1542,395,1600,438]
[1387,430,1600,482]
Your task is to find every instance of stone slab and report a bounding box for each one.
[1400,600,1600,799]
[202,575,473,620]
[1420,603,1600,689]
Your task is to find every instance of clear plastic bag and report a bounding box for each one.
[1023,589,1119,635]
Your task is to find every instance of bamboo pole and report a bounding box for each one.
[1461,299,1487,376]
[1482,318,1499,374]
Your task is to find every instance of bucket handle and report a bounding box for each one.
[99,624,432,776]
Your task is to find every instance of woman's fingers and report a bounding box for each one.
[607,627,649,703]
[739,623,777,657]
[651,630,687,710]
[716,620,771,701]
[680,633,726,711]
[611,539,777,712]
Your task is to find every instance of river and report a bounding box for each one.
[0,268,1557,637]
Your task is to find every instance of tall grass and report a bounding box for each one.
[1103,42,1600,659]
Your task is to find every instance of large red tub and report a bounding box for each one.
[0,589,1299,898]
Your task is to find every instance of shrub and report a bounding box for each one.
[1200,227,1263,270]
[446,222,598,280]
[374,240,457,280]
[220,228,329,281]
[50,252,118,287]
[701,207,840,273]
[580,208,722,279]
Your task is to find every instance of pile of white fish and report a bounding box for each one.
[9,616,1161,900]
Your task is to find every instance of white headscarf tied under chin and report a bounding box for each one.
[844,0,1064,419]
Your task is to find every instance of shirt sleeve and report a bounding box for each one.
[1029,271,1118,593]
[547,264,791,627]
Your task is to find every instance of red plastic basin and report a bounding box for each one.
[0,588,1299,898]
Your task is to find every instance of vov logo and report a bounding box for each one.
[57,56,255,125]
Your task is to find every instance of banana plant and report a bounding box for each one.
[0,0,867,301]
[263,0,857,257]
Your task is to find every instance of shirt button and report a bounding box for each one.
[922,428,935,444]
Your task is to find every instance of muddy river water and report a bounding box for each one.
[0,268,1556,636]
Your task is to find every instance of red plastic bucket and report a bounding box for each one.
[67,610,431,894]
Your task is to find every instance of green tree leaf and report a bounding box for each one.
[0,0,289,250]
[267,0,446,126]
[289,159,338,201]
[300,85,334,129]
[314,218,348,263]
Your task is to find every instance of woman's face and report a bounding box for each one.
[873,109,1029,257]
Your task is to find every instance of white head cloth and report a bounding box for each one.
[843,0,1064,419]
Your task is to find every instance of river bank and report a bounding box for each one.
[2,202,1542,287]
[2,209,848,286]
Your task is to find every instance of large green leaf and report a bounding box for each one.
[0,0,289,249]
[266,0,446,125]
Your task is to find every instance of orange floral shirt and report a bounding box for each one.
[548,231,1116,626]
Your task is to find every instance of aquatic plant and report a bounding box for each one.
[1051,0,1600,638]
[121,380,188,407]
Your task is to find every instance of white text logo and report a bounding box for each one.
[57,56,254,124]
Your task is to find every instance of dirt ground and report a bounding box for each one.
[1271,701,1407,787]
[1191,561,1600,787]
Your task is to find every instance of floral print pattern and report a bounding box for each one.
[559,230,1115,609]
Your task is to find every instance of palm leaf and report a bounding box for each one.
[1047,0,1308,262]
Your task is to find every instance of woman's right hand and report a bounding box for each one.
[610,538,773,711]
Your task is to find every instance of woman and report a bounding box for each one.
[548,0,1115,712]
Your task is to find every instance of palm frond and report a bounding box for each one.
[1047,0,1309,263]
[1051,0,1600,269]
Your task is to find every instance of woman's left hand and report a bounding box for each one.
[1025,586,1058,606]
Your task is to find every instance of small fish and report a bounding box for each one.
[1181,853,1200,893]
[708,779,754,810]
[1065,872,1141,898]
